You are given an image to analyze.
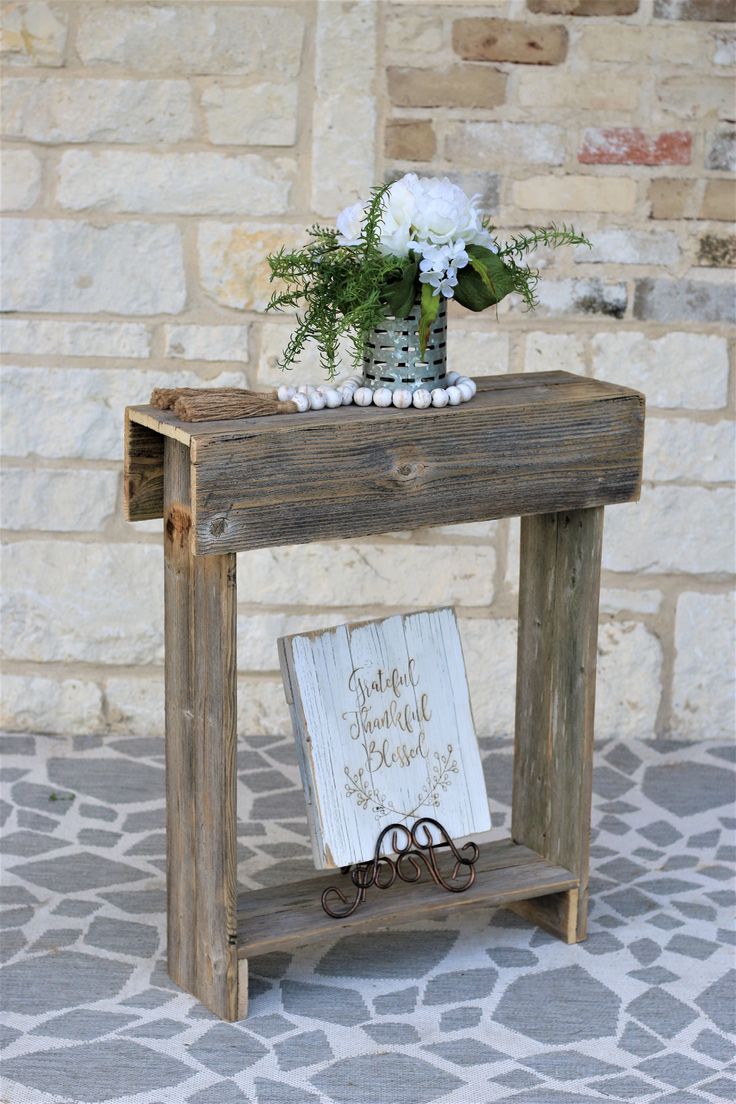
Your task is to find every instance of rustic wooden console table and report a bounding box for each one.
[124,370,644,1022]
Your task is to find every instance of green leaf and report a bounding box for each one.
[454,246,517,312]
[382,259,419,319]
[418,281,440,356]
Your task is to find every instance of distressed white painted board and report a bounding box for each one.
[279,607,491,869]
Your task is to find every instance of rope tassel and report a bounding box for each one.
[149,387,297,421]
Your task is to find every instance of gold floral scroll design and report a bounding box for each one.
[343,743,459,821]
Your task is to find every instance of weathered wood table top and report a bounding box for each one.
[126,370,645,556]
[123,368,645,1021]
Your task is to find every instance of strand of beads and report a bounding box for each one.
[276,372,477,412]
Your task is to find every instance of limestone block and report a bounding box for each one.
[1,77,194,143]
[453,17,568,65]
[701,180,736,221]
[579,23,700,63]
[198,222,305,312]
[505,517,520,596]
[697,232,736,268]
[237,543,495,607]
[596,622,663,741]
[201,82,298,146]
[633,278,734,325]
[237,612,348,672]
[311,0,376,216]
[238,677,290,737]
[672,591,736,740]
[162,325,249,363]
[712,30,736,66]
[657,75,733,121]
[447,122,566,167]
[1,541,163,665]
[388,66,507,110]
[433,521,500,539]
[0,148,41,211]
[1,365,245,460]
[458,618,517,738]
[1,220,186,315]
[531,280,626,319]
[105,676,164,738]
[1,675,103,734]
[706,129,736,172]
[385,120,436,162]
[257,321,340,386]
[76,4,304,77]
[518,70,640,111]
[576,228,680,266]
[1,468,119,531]
[649,178,698,219]
[644,419,735,483]
[312,93,376,217]
[654,0,735,21]
[447,329,510,377]
[600,589,662,615]
[0,1,67,67]
[591,332,729,409]
[513,175,637,214]
[57,151,294,215]
[386,8,444,53]
[0,319,151,359]
[524,332,586,374]
[603,486,735,574]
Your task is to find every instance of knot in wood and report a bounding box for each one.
[210,517,228,537]
[392,458,425,486]
[165,505,191,549]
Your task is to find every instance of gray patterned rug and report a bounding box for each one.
[1,731,734,1104]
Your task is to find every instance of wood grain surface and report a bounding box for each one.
[163,439,240,1020]
[235,838,578,958]
[511,507,604,943]
[124,411,165,522]
[125,372,644,554]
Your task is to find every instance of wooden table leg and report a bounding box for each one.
[163,439,245,1020]
[510,507,604,944]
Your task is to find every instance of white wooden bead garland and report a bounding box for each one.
[276,371,477,412]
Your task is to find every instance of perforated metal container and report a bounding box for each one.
[362,298,447,393]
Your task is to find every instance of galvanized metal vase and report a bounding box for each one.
[362,298,447,393]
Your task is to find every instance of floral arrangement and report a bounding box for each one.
[266,173,589,380]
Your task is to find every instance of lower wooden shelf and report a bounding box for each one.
[236,837,577,959]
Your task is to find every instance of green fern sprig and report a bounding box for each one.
[265,187,408,379]
[498,222,591,261]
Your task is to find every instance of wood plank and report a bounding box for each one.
[511,507,604,943]
[191,389,640,553]
[163,438,240,1020]
[235,838,577,958]
[133,372,638,444]
[124,410,165,522]
[124,372,644,547]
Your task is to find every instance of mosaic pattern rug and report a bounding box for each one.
[1,731,734,1104]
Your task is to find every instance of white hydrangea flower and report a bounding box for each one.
[334,173,498,265]
[335,201,364,247]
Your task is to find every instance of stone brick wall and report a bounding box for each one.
[1,1,734,743]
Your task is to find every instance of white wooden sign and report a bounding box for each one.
[278,607,491,869]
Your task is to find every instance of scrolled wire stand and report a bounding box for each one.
[321,817,479,919]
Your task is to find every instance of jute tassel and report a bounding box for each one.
[150,387,297,421]
[150,387,226,410]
